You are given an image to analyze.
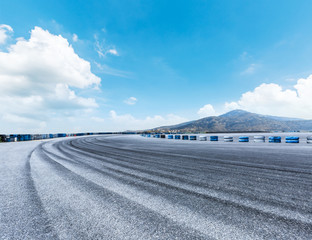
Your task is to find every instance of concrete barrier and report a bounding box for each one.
[239,136,249,142]
[254,135,265,142]
[175,135,181,140]
[199,136,207,141]
[190,135,197,140]
[285,136,299,143]
[269,136,281,143]
[182,135,189,140]
[167,135,174,139]
[210,136,218,141]
[224,136,233,142]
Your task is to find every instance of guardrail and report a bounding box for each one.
[141,134,312,144]
[0,132,128,143]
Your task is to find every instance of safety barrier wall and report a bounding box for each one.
[141,134,312,144]
[1,131,128,142]
[285,136,299,143]
[254,136,265,142]
[269,136,282,143]
[182,135,189,140]
[199,136,207,141]
[210,136,218,141]
[224,136,234,142]
[239,136,249,142]
[190,136,197,140]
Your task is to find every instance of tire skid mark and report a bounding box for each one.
[57,138,312,209]
[42,139,312,229]
[24,144,60,240]
[68,138,312,190]
[52,141,312,217]
[87,137,312,175]
[38,142,260,240]
[34,143,209,240]
[72,137,312,181]
[63,137,312,207]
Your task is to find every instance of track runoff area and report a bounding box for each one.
[0,134,311,239]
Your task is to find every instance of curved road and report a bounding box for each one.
[1,135,312,239]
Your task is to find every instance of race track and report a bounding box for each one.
[1,135,312,239]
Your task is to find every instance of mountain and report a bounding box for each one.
[152,110,312,133]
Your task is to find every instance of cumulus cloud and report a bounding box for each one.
[0,24,13,44]
[124,97,137,105]
[0,26,101,129]
[109,110,188,130]
[225,75,312,119]
[197,104,216,118]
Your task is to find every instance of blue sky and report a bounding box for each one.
[1,0,312,133]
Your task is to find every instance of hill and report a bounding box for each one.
[152,110,312,133]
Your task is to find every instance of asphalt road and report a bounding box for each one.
[1,135,312,239]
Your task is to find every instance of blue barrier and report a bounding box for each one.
[17,134,32,141]
[9,134,17,142]
[182,135,189,140]
[190,135,197,140]
[57,133,66,138]
[239,136,249,142]
[175,135,181,139]
[269,136,281,143]
[210,136,218,141]
[285,136,299,143]
[167,135,173,139]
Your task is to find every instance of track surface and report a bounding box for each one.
[1,135,312,239]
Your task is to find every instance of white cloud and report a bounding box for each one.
[109,110,188,130]
[72,33,78,42]
[94,35,119,57]
[107,48,118,56]
[94,62,131,78]
[224,102,239,111]
[197,104,216,118]
[241,63,258,75]
[124,97,137,105]
[0,26,101,132]
[225,75,312,119]
[0,24,13,44]
[2,113,36,124]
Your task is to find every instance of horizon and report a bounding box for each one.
[1,1,312,133]
[2,109,312,135]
